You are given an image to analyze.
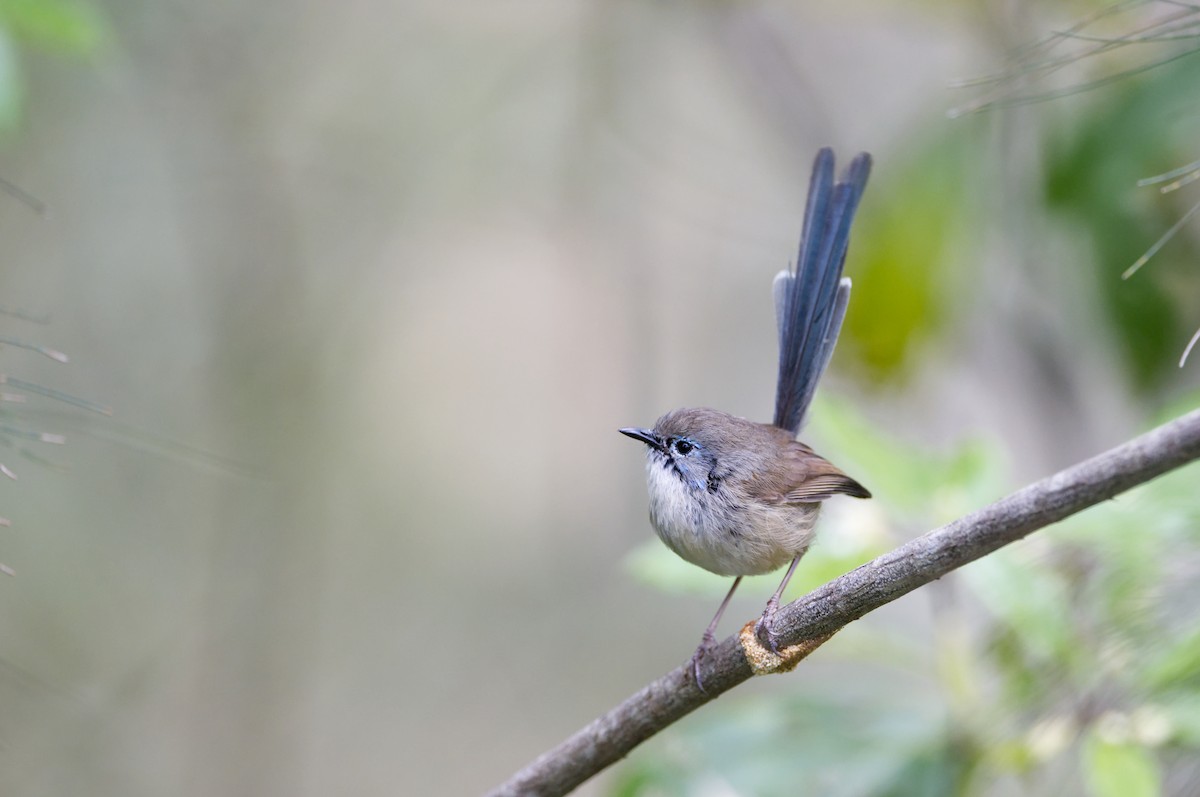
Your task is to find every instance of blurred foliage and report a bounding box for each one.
[841,125,982,384]
[839,48,1200,391]
[0,0,105,129]
[0,0,1194,792]
[1044,54,1200,388]
[0,315,111,574]
[1082,730,1161,797]
[611,686,966,797]
[0,0,104,53]
[622,30,1200,786]
[619,391,1200,796]
[0,0,107,565]
[0,0,106,568]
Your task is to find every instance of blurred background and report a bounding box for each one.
[0,1,1198,795]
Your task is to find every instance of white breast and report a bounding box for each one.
[643,458,819,577]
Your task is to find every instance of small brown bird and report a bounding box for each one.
[621,149,872,688]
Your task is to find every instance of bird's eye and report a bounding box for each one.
[672,439,694,455]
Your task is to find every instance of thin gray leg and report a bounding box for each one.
[689,576,742,692]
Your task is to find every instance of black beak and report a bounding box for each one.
[619,427,664,452]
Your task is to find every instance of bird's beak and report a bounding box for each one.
[619,427,664,452]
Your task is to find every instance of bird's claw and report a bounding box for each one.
[689,632,717,693]
[755,601,781,654]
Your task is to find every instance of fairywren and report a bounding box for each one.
[621,148,872,687]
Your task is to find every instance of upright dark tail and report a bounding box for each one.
[772,148,871,435]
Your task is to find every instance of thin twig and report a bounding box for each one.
[1181,327,1200,366]
[1124,197,1200,278]
[488,408,1200,797]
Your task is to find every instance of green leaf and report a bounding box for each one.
[1081,729,1161,797]
[0,0,107,54]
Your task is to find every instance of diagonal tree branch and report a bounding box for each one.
[487,408,1200,797]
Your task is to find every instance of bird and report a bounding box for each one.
[620,148,872,689]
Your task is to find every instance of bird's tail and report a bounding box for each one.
[772,148,871,436]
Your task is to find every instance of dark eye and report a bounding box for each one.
[672,439,694,455]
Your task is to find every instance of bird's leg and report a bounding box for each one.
[690,576,741,692]
[756,553,803,653]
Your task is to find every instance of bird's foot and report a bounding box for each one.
[689,631,717,693]
[755,598,781,654]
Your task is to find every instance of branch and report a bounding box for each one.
[487,409,1200,797]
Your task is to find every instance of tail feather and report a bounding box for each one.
[773,149,871,435]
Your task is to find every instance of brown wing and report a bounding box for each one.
[745,434,871,504]
[782,470,871,502]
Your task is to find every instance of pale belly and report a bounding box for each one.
[644,462,819,577]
